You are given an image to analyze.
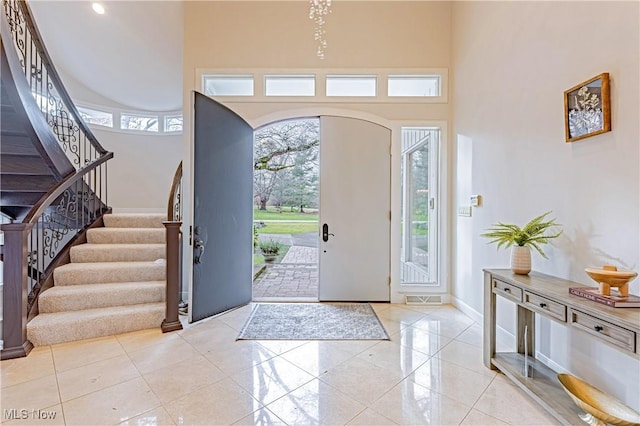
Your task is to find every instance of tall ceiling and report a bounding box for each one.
[29,0,183,112]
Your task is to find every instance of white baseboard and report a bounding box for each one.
[451,295,482,324]
[535,351,568,373]
[451,295,516,348]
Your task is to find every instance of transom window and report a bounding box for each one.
[199,69,448,103]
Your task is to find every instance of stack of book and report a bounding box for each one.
[569,287,640,308]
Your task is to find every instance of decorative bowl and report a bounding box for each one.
[557,373,640,426]
[585,266,637,297]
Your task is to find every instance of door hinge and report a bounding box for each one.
[388,210,391,221]
[189,226,193,245]
[388,276,391,286]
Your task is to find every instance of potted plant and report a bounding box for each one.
[259,239,281,263]
[481,211,562,275]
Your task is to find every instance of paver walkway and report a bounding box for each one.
[253,245,318,299]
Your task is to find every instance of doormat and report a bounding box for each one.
[237,303,390,340]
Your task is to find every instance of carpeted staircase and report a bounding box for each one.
[27,213,168,346]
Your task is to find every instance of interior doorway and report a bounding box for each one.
[252,118,320,301]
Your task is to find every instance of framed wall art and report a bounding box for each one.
[564,73,611,143]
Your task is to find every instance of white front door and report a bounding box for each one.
[318,116,391,301]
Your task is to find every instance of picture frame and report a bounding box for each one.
[564,73,611,143]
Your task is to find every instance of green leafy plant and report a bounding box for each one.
[258,239,282,256]
[481,211,562,258]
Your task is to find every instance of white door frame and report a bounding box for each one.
[182,105,449,306]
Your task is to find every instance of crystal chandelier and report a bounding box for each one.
[309,0,331,59]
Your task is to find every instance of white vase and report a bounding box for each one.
[511,246,531,275]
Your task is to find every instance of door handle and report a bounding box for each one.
[322,223,334,242]
[193,226,205,264]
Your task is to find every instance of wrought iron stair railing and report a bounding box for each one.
[1,0,113,359]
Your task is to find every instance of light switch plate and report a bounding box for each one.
[458,206,472,217]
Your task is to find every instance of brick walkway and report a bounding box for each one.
[253,246,318,299]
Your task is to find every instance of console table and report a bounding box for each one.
[483,269,640,425]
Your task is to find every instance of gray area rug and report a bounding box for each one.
[237,303,390,340]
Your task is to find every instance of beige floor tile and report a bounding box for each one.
[255,340,308,355]
[322,339,378,356]
[3,404,64,425]
[203,340,277,376]
[473,376,561,425]
[128,338,200,375]
[1,347,55,389]
[395,326,453,356]
[369,303,392,314]
[370,380,472,425]
[1,375,61,415]
[232,408,286,425]
[376,306,426,325]
[52,336,125,372]
[265,379,366,425]
[57,354,140,402]
[116,328,182,354]
[318,357,402,405]
[346,408,398,425]
[178,321,240,354]
[408,357,494,407]
[434,340,496,377]
[118,406,176,425]
[62,377,160,425]
[164,378,262,425]
[410,316,475,339]
[217,304,254,331]
[231,356,315,405]
[455,323,483,348]
[428,308,476,325]
[280,341,360,376]
[460,408,510,425]
[356,340,431,378]
[142,355,225,404]
[378,317,410,337]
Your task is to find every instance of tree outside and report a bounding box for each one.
[254,119,319,212]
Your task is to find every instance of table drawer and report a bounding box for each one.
[524,291,566,322]
[492,279,522,303]
[569,309,636,353]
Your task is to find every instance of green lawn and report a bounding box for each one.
[256,222,318,234]
[254,206,318,221]
[253,244,291,265]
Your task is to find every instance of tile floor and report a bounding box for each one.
[0,303,560,426]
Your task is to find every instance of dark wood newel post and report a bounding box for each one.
[161,221,183,332]
[1,223,35,359]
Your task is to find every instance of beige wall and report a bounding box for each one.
[182,1,455,299]
[183,1,452,122]
[452,0,639,409]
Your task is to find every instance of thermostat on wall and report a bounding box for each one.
[470,194,481,207]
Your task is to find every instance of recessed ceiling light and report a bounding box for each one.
[92,3,105,15]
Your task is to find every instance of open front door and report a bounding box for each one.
[191,92,253,322]
[318,116,391,301]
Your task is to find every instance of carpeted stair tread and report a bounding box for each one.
[87,228,165,244]
[38,281,166,313]
[70,243,166,263]
[103,213,166,228]
[54,261,165,285]
[27,303,165,346]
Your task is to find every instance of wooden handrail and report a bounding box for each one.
[167,161,183,221]
[23,153,113,223]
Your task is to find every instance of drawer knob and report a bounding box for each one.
[594,325,604,332]
[504,288,511,293]
[539,303,547,308]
